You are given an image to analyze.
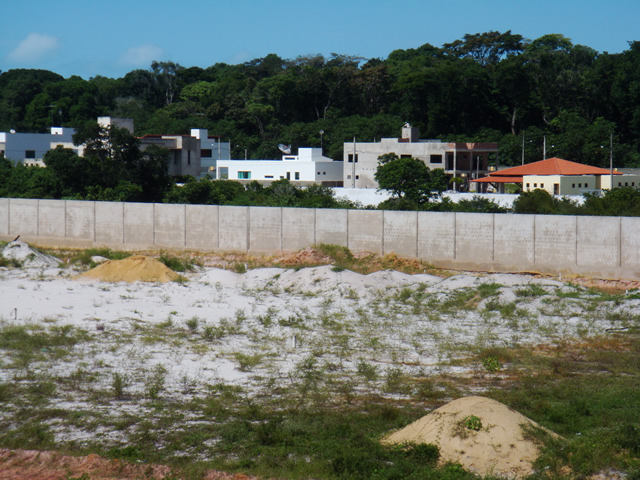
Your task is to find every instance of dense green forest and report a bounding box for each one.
[1,31,640,167]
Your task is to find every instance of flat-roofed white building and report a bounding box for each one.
[216,148,343,186]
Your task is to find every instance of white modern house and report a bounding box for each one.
[343,123,498,190]
[216,148,343,186]
[1,117,232,179]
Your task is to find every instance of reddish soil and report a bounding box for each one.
[0,449,262,480]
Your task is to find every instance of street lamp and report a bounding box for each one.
[319,130,324,153]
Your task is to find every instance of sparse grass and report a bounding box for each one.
[65,248,132,267]
[2,245,640,479]
[158,251,199,272]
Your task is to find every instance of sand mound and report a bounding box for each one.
[75,255,180,283]
[1,241,60,269]
[383,396,558,478]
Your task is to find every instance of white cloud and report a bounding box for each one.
[119,44,164,67]
[9,33,60,63]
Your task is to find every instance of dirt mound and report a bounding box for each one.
[383,396,558,478]
[75,255,180,283]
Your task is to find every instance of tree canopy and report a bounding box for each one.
[1,32,640,167]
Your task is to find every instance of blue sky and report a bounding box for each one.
[1,0,638,79]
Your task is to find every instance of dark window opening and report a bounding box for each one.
[430,154,442,164]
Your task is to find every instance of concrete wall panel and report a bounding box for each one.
[95,202,124,245]
[186,205,218,250]
[7,196,640,280]
[348,210,383,255]
[383,210,417,257]
[455,213,494,264]
[38,199,66,239]
[577,216,620,267]
[0,198,8,235]
[621,217,640,269]
[123,203,154,248]
[9,199,38,237]
[417,212,455,261]
[219,206,248,252]
[65,201,95,240]
[315,209,348,247]
[154,203,185,248]
[249,207,282,254]
[494,214,535,269]
[534,215,577,268]
[282,208,315,252]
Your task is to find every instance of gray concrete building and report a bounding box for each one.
[343,124,498,190]
[0,127,77,166]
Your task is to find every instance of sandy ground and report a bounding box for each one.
[1,241,639,479]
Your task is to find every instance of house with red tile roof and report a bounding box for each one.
[471,157,638,195]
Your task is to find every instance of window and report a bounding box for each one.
[323,172,326,175]
[317,172,321,175]
[400,154,411,158]
[347,154,358,162]
[625,182,629,186]
[578,183,582,188]
[201,149,212,158]
[238,171,251,179]
[619,182,622,186]
[572,183,575,188]
[219,167,228,179]
[534,183,537,188]
[347,175,352,179]
[265,175,273,179]
[355,175,360,179]
[187,150,191,165]
[286,172,291,180]
[430,154,442,164]
[295,172,300,180]
[526,183,530,188]
[541,183,545,188]
[25,150,35,159]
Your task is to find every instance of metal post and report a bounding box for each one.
[610,133,613,189]
[352,137,356,188]
[453,149,457,192]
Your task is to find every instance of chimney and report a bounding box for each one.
[401,122,419,142]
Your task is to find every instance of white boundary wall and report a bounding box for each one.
[1,198,638,280]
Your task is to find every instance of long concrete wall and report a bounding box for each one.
[1,198,639,280]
